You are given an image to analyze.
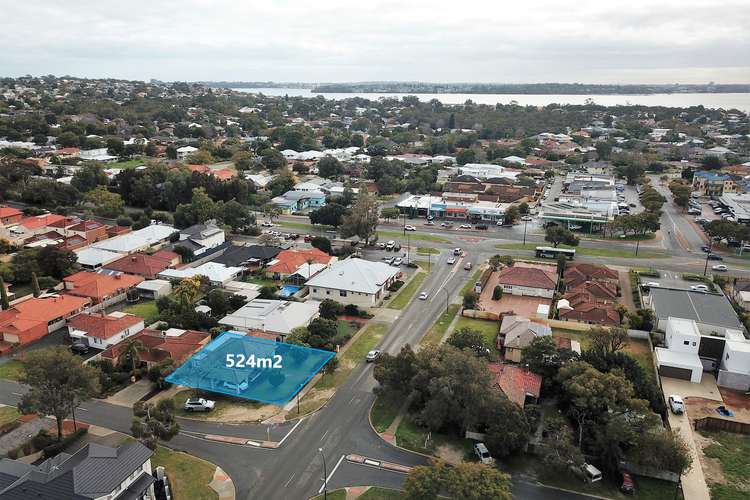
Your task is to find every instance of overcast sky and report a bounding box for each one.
[2,0,749,84]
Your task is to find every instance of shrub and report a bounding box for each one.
[388,280,404,292]
[343,304,361,316]
[492,285,503,300]
[463,290,479,309]
[43,428,88,459]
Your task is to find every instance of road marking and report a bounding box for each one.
[278,418,304,447]
[320,429,329,441]
[318,454,345,494]
[284,473,295,487]
[11,392,22,396]
[76,407,89,411]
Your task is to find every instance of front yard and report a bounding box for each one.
[151,446,218,500]
[453,316,500,354]
[388,272,427,310]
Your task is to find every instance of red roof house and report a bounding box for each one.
[266,248,333,278]
[104,253,175,279]
[68,312,145,349]
[496,265,557,297]
[487,363,542,407]
[563,263,618,289]
[0,295,90,346]
[0,206,23,227]
[558,294,620,327]
[100,328,211,368]
[63,271,143,307]
[567,280,618,301]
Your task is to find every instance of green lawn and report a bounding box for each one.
[151,446,218,500]
[315,323,388,391]
[0,360,25,381]
[388,272,427,310]
[416,247,440,255]
[335,320,360,343]
[395,415,473,457]
[634,476,682,500]
[371,396,401,433]
[624,338,656,381]
[421,304,460,346]
[495,242,667,259]
[702,431,750,500]
[122,300,160,324]
[377,229,450,243]
[460,269,482,296]
[109,158,148,169]
[242,276,277,287]
[0,406,20,427]
[552,328,593,350]
[311,490,347,500]
[360,487,406,499]
[453,316,499,353]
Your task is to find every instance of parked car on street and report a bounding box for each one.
[707,253,723,261]
[464,262,472,270]
[404,225,416,231]
[453,248,461,256]
[474,443,493,465]
[460,223,472,229]
[184,398,215,412]
[447,257,456,265]
[691,284,710,292]
[366,350,381,363]
[418,292,429,300]
[521,215,533,221]
[712,264,728,272]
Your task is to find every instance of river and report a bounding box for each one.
[236,87,750,112]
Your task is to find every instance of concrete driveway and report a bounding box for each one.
[661,374,722,500]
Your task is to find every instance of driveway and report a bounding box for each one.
[661,374,722,500]
[105,378,153,407]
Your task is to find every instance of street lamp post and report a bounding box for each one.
[703,238,713,276]
[523,217,528,246]
[318,448,328,500]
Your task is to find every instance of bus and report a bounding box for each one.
[535,246,576,260]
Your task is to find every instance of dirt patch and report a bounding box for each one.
[281,388,336,420]
[618,271,637,311]
[694,432,727,486]
[718,388,750,423]
[434,444,465,465]
[217,403,281,422]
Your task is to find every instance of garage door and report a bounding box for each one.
[659,365,692,380]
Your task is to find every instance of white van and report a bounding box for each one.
[473,443,493,465]
[583,464,602,483]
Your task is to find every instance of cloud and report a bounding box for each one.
[1,0,748,83]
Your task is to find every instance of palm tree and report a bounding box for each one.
[122,339,145,375]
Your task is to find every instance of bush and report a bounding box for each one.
[344,304,361,316]
[43,428,88,459]
[388,280,404,292]
[32,430,56,450]
[492,285,503,300]
[463,290,479,309]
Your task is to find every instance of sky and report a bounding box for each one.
[2,0,749,84]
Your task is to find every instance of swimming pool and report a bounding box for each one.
[279,285,300,298]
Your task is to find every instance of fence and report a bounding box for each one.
[619,461,680,483]
[694,416,750,435]
[478,266,493,290]
[461,309,501,322]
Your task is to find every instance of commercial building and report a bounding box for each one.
[397,194,509,222]
[718,193,750,224]
[692,171,737,198]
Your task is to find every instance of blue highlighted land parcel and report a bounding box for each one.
[165,332,335,405]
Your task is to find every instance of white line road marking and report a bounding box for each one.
[284,473,296,487]
[320,429,329,441]
[318,454,345,493]
[278,419,304,446]
[11,392,23,396]
[76,407,89,411]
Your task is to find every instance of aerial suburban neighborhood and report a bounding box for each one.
[0,3,749,498]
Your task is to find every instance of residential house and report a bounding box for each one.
[219,299,320,338]
[498,315,551,363]
[566,280,618,302]
[487,363,542,407]
[100,327,211,369]
[691,171,737,198]
[157,262,242,287]
[655,317,706,383]
[68,312,145,349]
[266,248,334,280]
[495,265,557,298]
[0,206,23,227]
[0,295,90,347]
[306,258,401,307]
[647,287,743,334]
[63,271,144,311]
[104,252,176,279]
[0,441,156,500]
[75,247,125,270]
[557,293,620,327]
[176,145,198,160]
[175,222,226,258]
[563,263,618,289]
[213,244,282,269]
[91,224,177,255]
[270,190,326,213]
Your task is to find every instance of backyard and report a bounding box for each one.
[701,430,750,500]
[122,300,160,324]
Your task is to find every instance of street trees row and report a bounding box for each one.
[405,460,512,500]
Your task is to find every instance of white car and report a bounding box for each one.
[404,225,416,231]
[184,398,215,412]
[447,257,456,265]
[668,395,685,415]
[260,221,274,227]
[424,221,435,226]
[712,264,728,272]
[418,291,429,300]
[521,215,533,221]
[474,443,493,465]
[691,284,709,292]
[460,224,472,229]
[642,282,660,288]
[392,257,403,266]
[366,350,381,363]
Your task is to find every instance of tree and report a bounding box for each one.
[71,164,108,192]
[319,299,344,320]
[86,187,124,218]
[0,276,9,310]
[267,170,295,197]
[317,157,344,179]
[18,347,100,441]
[381,207,400,220]
[373,345,418,400]
[310,236,332,254]
[588,327,628,358]
[463,290,478,309]
[260,148,287,170]
[106,138,124,155]
[541,412,585,469]
[187,149,213,165]
[522,336,578,382]
[174,187,217,228]
[456,149,476,165]
[669,180,691,210]
[174,276,201,306]
[504,205,519,225]
[447,327,486,351]
[545,226,579,248]
[206,288,229,316]
[31,271,40,297]
[309,203,347,227]
[701,155,723,170]
[258,285,278,299]
[628,430,692,475]
[220,199,252,231]
[518,202,529,215]
[340,189,379,243]
[478,391,530,458]
[131,399,180,449]
[122,339,145,375]
[446,462,512,500]
[404,461,446,500]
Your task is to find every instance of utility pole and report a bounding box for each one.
[523,218,528,246]
[318,448,328,500]
[703,238,713,276]
[635,238,640,256]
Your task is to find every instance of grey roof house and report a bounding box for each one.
[305,258,401,307]
[648,287,744,335]
[0,441,155,500]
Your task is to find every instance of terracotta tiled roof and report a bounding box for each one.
[267,248,332,275]
[100,328,211,365]
[496,266,557,290]
[568,280,617,301]
[64,271,143,302]
[0,206,22,219]
[564,263,618,288]
[68,313,143,339]
[105,253,173,277]
[0,295,90,343]
[487,363,542,407]
[559,301,620,326]
[18,214,66,230]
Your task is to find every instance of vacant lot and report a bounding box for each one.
[702,430,750,500]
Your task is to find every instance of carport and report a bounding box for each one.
[655,347,703,383]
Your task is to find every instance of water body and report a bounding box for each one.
[236,87,750,112]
